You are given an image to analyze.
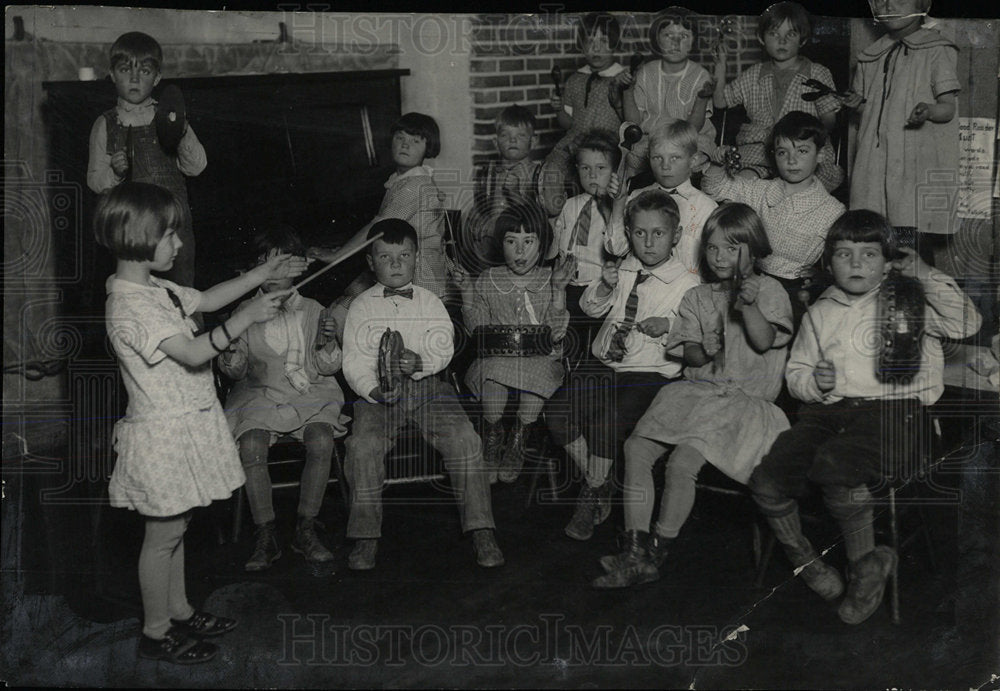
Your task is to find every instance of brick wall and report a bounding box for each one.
[468,11,764,166]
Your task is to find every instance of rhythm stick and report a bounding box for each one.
[801,308,826,362]
[294,232,384,290]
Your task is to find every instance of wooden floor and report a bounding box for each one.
[3,434,997,689]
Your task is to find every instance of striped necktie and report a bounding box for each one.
[571,196,610,248]
[623,272,649,325]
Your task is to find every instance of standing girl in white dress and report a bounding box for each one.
[98,182,307,663]
[594,202,792,588]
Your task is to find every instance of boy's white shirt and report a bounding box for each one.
[580,254,699,377]
[341,281,454,403]
[606,178,717,278]
[563,62,626,117]
[788,269,981,405]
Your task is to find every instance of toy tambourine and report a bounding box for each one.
[876,269,925,384]
[155,84,186,154]
[377,328,404,392]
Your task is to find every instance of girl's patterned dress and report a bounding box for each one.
[105,276,244,516]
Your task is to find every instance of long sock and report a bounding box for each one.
[622,435,666,532]
[167,521,194,621]
[516,392,544,425]
[139,516,187,638]
[587,455,613,489]
[764,504,815,563]
[824,484,876,563]
[563,435,589,474]
[238,429,275,525]
[653,444,705,539]
[300,423,334,519]
[481,381,508,423]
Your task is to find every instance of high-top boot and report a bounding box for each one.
[592,531,659,589]
[498,419,528,483]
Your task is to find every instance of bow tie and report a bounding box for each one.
[665,188,680,195]
[383,287,414,300]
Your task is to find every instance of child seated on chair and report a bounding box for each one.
[454,200,574,484]
[594,203,793,589]
[546,189,699,542]
[749,209,980,625]
[341,219,503,571]
[218,225,348,572]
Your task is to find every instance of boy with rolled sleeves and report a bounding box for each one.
[341,219,503,570]
[749,210,980,624]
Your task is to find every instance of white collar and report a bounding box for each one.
[576,62,626,77]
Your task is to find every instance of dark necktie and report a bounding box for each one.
[383,287,413,299]
[623,272,649,325]
[584,71,599,108]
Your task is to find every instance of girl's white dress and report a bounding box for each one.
[105,276,245,517]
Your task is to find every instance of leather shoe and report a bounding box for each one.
[472,529,505,568]
[348,539,378,570]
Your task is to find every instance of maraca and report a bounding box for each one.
[550,66,562,97]
[615,122,644,197]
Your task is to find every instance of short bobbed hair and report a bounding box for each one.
[110,31,163,72]
[93,182,183,261]
[391,112,441,159]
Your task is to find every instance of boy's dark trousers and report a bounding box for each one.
[344,376,495,539]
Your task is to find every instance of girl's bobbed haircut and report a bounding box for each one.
[757,1,812,42]
[649,7,699,56]
[109,31,163,71]
[698,202,772,280]
[93,182,184,261]
[391,112,441,159]
[493,199,553,261]
[823,209,898,266]
[247,223,307,268]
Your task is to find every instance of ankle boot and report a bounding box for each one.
[838,546,896,624]
[599,529,648,573]
[592,531,659,589]
[783,543,846,601]
[646,532,673,569]
[565,484,599,541]
[498,419,528,483]
[245,521,281,572]
[292,517,334,564]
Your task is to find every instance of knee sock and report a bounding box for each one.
[516,392,544,425]
[563,435,589,475]
[758,498,816,563]
[168,514,194,622]
[586,455,613,489]
[824,484,875,563]
[481,381,508,424]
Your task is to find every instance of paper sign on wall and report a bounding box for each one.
[957,116,996,219]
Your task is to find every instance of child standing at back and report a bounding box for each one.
[544,12,633,215]
[712,2,844,192]
[842,0,960,264]
[608,120,718,278]
[463,106,549,270]
[88,32,207,288]
[749,210,980,625]
[594,203,792,589]
[97,182,307,663]
[456,201,575,483]
[623,7,717,178]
